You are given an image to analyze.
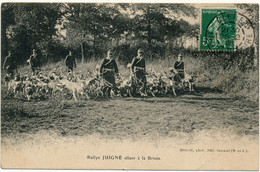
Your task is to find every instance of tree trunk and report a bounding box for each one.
[93,34,96,59]
[253,24,259,68]
[147,6,152,48]
[1,25,8,64]
[81,41,84,64]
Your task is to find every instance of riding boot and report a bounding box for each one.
[132,86,136,97]
[107,88,112,98]
[102,87,107,98]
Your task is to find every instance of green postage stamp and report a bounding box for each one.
[200,9,236,51]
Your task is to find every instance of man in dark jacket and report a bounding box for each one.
[173,53,185,82]
[65,51,76,72]
[3,51,16,78]
[99,49,119,98]
[130,48,147,97]
[28,49,40,75]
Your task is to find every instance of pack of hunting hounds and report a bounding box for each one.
[3,64,197,101]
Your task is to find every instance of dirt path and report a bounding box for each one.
[1,92,258,144]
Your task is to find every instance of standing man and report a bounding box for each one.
[65,50,76,72]
[173,53,185,82]
[130,48,147,97]
[28,49,40,75]
[3,51,16,78]
[99,49,119,98]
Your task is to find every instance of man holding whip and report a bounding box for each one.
[99,49,119,98]
[130,48,147,97]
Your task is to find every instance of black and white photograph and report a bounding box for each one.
[1,2,259,170]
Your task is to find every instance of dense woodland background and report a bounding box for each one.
[1,3,201,63]
[1,4,258,63]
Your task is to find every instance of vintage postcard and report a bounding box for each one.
[1,2,259,170]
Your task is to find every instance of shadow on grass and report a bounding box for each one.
[194,86,223,94]
[122,86,223,102]
[182,96,234,101]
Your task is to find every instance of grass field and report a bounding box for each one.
[2,92,259,141]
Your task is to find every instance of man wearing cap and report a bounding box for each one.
[173,53,185,82]
[28,49,40,75]
[3,51,16,78]
[130,48,147,97]
[65,50,76,72]
[99,49,119,98]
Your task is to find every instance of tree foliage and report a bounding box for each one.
[2,3,201,65]
[2,3,63,64]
